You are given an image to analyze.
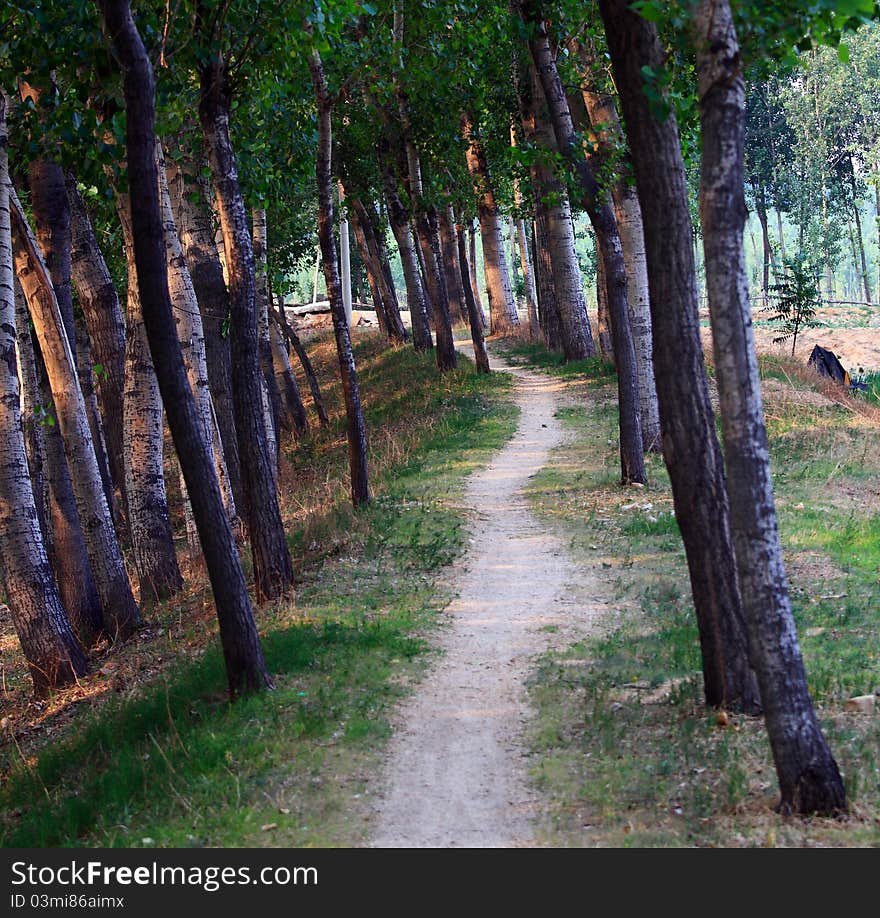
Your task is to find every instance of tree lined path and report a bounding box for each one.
[372,349,605,847]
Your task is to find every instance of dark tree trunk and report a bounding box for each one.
[467,222,488,328]
[100,0,272,695]
[67,174,128,506]
[599,0,760,714]
[438,207,466,325]
[454,212,491,373]
[595,238,614,361]
[694,0,845,814]
[754,186,774,303]
[350,203,390,336]
[309,47,371,507]
[522,8,645,484]
[198,63,292,602]
[273,297,330,428]
[534,208,565,351]
[368,201,409,341]
[169,153,243,513]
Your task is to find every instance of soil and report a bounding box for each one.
[369,348,605,848]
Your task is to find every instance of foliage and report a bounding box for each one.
[765,253,824,355]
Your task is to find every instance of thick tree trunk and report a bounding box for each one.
[11,189,141,641]
[462,113,520,335]
[438,207,466,325]
[273,297,330,428]
[454,213,491,373]
[159,148,238,532]
[101,0,272,694]
[199,63,292,602]
[0,97,88,695]
[599,0,760,713]
[67,174,127,504]
[168,153,243,513]
[309,47,371,507]
[517,60,595,360]
[252,207,282,466]
[523,12,645,484]
[694,0,845,814]
[116,193,183,601]
[534,208,565,351]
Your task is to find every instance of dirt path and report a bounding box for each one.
[370,348,603,847]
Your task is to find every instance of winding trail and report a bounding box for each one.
[370,348,602,847]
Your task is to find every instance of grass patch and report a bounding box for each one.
[518,346,880,847]
[0,333,517,848]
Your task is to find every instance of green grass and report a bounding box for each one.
[493,337,616,380]
[517,347,880,847]
[0,334,518,848]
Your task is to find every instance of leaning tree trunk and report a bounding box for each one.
[368,200,410,343]
[199,61,292,602]
[101,0,272,695]
[522,14,645,484]
[694,0,845,814]
[168,153,243,513]
[599,0,760,713]
[517,58,595,360]
[67,173,128,503]
[269,316,309,437]
[116,192,183,601]
[462,112,520,335]
[273,297,330,428]
[11,189,141,641]
[309,47,371,507]
[159,146,238,534]
[0,93,88,695]
[379,149,433,351]
[454,212,491,373]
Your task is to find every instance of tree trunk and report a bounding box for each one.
[273,297,330,428]
[67,174,127,505]
[252,207,282,466]
[454,212,491,373]
[462,112,520,334]
[516,58,595,359]
[852,198,872,305]
[269,316,309,437]
[101,0,272,695]
[523,12,645,484]
[350,203,390,336]
[0,96,89,695]
[159,148,238,532]
[595,244,613,360]
[11,189,141,641]
[309,47,371,507]
[775,207,787,264]
[168,153,243,514]
[467,222,488,328]
[116,192,183,601]
[199,63,292,602]
[599,0,760,713]
[694,0,845,814]
[369,201,409,342]
[534,208,565,351]
[438,207,466,325]
[754,189,773,301]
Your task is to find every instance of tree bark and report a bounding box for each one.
[116,192,183,601]
[273,297,330,428]
[101,0,272,694]
[454,212,491,373]
[350,203,390,336]
[599,0,760,713]
[534,208,565,351]
[523,11,645,484]
[168,152,243,513]
[67,174,128,505]
[269,315,308,437]
[199,61,292,602]
[0,95,88,695]
[516,59,595,359]
[11,189,141,641]
[467,222,488,328]
[309,46,371,507]
[694,0,844,814]
[438,206,466,325]
[462,112,520,334]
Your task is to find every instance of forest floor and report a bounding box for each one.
[371,347,607,847]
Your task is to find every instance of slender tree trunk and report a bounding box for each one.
[67,174,127,504]
[455,212,491,373]
[523,12,644,483]
[116,191,183,599]
[600,0,760,713]
[11,190,140,640]
[462,112,520,335]
[269,316,308,437]
[852,198,872,305]
[273,297,330,428]
[199,63,292,602]
[595,244,613,360]
[101,0,272,694]
[516,57,595,359]
[755,190,773,299]
[168,152,243,514]
[0,97,88,694]
[369,201,409,341]
[438,207,466,325]
[694,0,845,815]
[776,207,787,264]
[159,147,238,532]
[309,47,371,507]
[350,203,390,336]
[467,222,488,328]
